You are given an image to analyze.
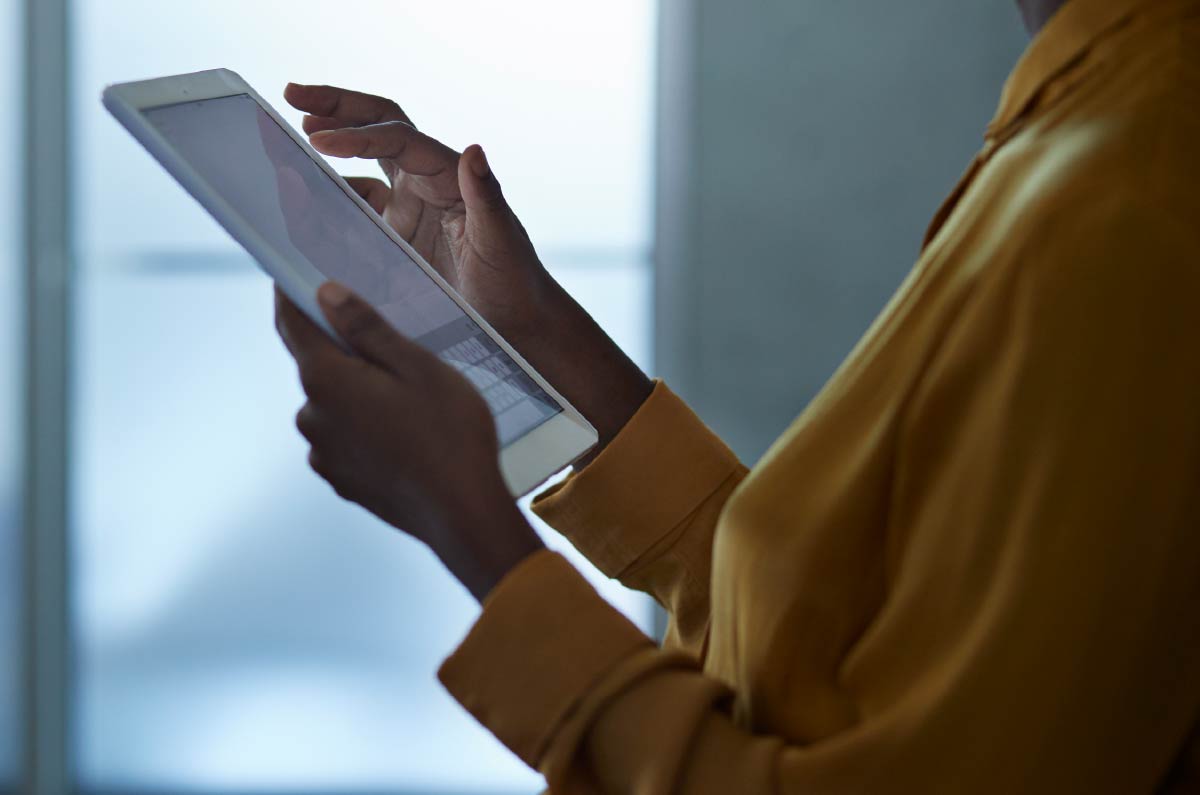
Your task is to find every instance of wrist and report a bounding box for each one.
[434,489,545,604]
[525,281,654,463]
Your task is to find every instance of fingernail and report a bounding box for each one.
[319,281,352,308]
[471,147,491,179]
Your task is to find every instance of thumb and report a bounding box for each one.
[458,145,531,251]
[317,281,433,376]
[459,144,507,214]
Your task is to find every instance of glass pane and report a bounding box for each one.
[0,0,23,785]
[72,2,655,792]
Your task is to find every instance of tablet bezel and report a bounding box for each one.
[103,68,598,497]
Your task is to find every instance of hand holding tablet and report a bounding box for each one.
[103,69,598,496]
[274,279,544,601]
[280,83,656,474]
[102,68,661,597]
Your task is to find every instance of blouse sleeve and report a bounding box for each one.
[531,380,746,656]
[441,200,1200,793]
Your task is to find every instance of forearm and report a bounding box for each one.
[432,487,546,604]
[518,276,654,466]
[425,274,652,604]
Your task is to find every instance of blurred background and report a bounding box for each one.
[5,1,1025,794]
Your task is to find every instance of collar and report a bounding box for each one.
[986,0,1152,138]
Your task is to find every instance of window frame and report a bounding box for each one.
[22,0,73,791]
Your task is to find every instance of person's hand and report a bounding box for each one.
[283,82,548,341]
[283,83,653,463]
[275,282,544,602]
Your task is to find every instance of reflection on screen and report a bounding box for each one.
[144,94,560,445]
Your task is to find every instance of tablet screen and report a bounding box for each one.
[143,93,561,445]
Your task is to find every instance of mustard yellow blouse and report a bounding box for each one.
[438,0,1200,791]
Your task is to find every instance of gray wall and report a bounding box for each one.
[655,0,1028,462]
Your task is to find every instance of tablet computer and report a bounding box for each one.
[102,68,597,497]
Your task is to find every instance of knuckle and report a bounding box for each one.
[320,468,352,500]
[295,404,318,440]
[379,124,412,157]
[323,87,344,114]
[308,449,341,493]
[307,445,355,503]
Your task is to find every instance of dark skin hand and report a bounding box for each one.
[276,282,544,603]
[274,83,656,600]
[282,83,654,465]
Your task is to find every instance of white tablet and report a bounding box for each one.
[103,68,597,497]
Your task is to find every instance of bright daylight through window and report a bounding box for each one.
[71,2,656,792]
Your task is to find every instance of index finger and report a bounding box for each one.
[284,83,413,127]
[310,122,459,181]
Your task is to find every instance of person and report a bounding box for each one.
[272,0,1200,790]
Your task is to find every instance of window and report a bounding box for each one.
[71,2,655,793]
[1,0,23,787]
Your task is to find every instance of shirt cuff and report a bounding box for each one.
[531,380,742,578]
[438,550,654,768]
